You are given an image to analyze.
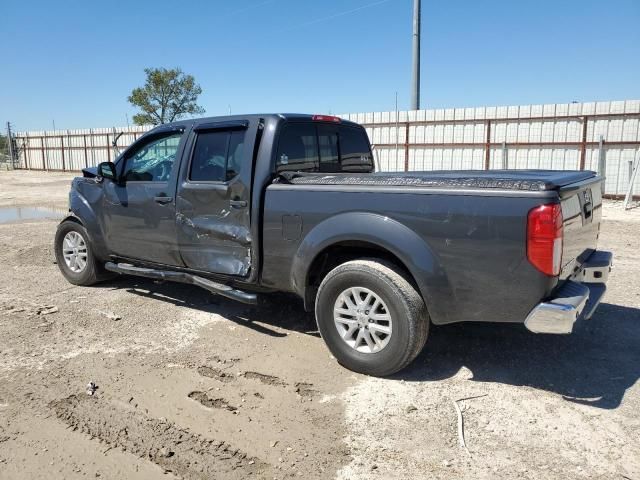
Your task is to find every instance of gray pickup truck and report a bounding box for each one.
[55,114,612,376]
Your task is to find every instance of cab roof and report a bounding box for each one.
[163,113,363,130]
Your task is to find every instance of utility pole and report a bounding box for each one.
[6,122,15,164]
[411,0,421,110]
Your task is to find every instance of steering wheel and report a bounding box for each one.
[155,160,174,181]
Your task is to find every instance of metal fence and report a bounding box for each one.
[12,100,640,197]
[15,125,153,172]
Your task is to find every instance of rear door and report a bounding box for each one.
[175,119,259,276]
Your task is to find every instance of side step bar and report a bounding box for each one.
[105,262,258,305]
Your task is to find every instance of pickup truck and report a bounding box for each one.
[54,114,613,376]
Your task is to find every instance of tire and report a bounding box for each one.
[315,259,429,377]
[54,220,105,286]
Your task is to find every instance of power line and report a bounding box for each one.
[281,0,393,32]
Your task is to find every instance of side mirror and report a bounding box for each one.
[97,162,117,181]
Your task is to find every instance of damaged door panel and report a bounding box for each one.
[175,120,257,277]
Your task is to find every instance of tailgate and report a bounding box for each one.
[558,176,603,279]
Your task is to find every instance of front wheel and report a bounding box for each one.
[54,220,104,286]
[315,259,429,377]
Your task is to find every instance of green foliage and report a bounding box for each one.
[128,67,205,126]
[0,134,6,152]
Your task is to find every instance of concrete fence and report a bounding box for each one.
[14,100,640,196]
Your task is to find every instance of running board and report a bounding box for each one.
[104,262,258,305]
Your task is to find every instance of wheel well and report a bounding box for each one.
[304,241,419,311]
[60,215,84,228]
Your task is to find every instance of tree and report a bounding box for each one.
[128,67,205,125]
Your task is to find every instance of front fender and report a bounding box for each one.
[291,212,454,324]
[65,181,109,260]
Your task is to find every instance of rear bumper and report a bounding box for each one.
[524,250,612,334]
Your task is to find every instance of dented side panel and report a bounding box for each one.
[175,194,252,276]
[174,119,260,277]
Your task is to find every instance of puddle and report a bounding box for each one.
[0,206,67,224]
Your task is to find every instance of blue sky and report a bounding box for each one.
[1,0,638,131]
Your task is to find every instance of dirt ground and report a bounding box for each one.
[0,170,638,480]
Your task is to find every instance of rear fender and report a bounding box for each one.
[291,212,453,324]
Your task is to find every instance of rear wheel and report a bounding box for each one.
[315,259,429,376]
[54,220,105,286]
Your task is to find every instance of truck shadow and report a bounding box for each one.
[101,278,637,409]
[111,277,319,338]
[397,302,640,410]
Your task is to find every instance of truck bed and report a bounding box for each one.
[263,169,603,326]
[280,170,596,192]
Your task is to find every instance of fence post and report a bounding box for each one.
[484,120,491,170]
[579,115,588,170]
[83,134,88,168]
[90,129,95,166]
[40,136,46,170]
[60,134,66,171]
[597,135,606,194]
[623,149,639,210]
[501,142,508,169]
[404,122,410,171]
[23,136,29,169]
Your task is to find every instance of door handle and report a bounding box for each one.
[154,196,173,204]
[230,199,248,209]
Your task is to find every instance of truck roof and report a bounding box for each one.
[162,113,363,129]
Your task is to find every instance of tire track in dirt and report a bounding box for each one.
[188,391,238,412]
[242,371,287,387]
[197,365,320,400]
[51,394,272,479]
[197,366,236,383]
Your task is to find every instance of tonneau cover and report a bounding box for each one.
[279,170,596,192]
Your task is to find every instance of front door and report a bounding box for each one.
[102,129,187,266]
[176,120,257,276]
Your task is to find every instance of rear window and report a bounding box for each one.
[276,123,373,174]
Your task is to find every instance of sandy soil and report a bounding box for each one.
[0,170,638,480]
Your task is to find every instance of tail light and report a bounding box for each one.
[312,115,341,123]
[527,203,563,276]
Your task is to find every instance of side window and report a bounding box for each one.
[276,124,319,173]
[190,130,246,182]
[338,126,373,172]
[123,132,183,182]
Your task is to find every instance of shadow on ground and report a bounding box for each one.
[101,276,319,338]
[398,302,640,409]
[98,277,638,409]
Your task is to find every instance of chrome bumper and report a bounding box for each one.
[525,250,612,334]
